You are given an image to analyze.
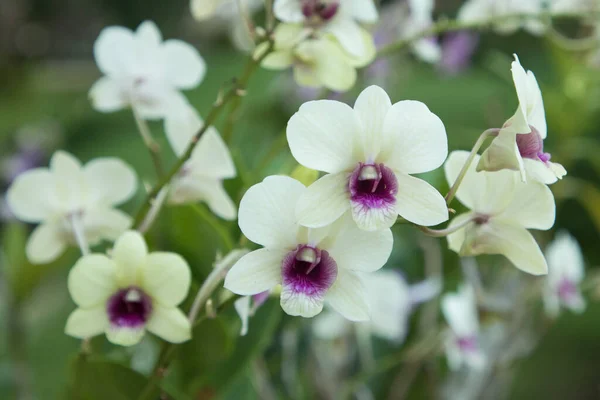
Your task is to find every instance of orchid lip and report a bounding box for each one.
[107,286,153,328]
[281,244,337,298]
[349,163,398,210]
[516,126,551,163]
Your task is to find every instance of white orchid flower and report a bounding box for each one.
[273,0,378,58]
[550,0,599,14]
[224,176,393,320]
[477,55,566,184]
[234,291,271,336]
[163,102,237,220]
[89,21,206,120]
[544,231,586,317]
[458,0,546,36]
[65,231,192,346]
[6,151,137,264]
[442,285,486,370]
[445,151,555,275]
[287,85,449,231]
[257,23,375,92]
[406,0,442,63]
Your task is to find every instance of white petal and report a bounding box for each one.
[546,231,585,283]
[65,307,109,339]
[112,230,148,286]
[136,21,162,47]
[311,40,358,92]
[381,100,447,174]
[325,217,393,272]
[353,85,392,159]
[84,158,137,206]
[499,180,555,230]
[49,152,86,213]
[6,169,56,222]
[89,77,127,113]
[350,198,398,231]
[325,18,365,58]
[68,254,117,307]
[477,129,526,181]
[523,158,563,184]
[394,172,448,226]
[93,26,136,76]
[326,269,369,321]
[162,40,206,89]
[238,176,304,249]
[26,222,68,265]
[287,99,362,173]
[348,0,379,22]
[444,150,481,210]
[280,287,325,318]
[145,305,191,343]
[224,248,285,295]
[345,27,376,68]
[106,325,145,346]
[190,0,221,20]
[446,213,474,254]
[262,49,295,69]
[512,55,547,137]
[273,0,304,22]
[458,0,490,23]
[312,310,350,340]
[142,252,191,306]
[461,220,548,275]
[296,172,351,229]
[441,285,478,337]
[169,175,237,220]
[189,127,236,179]
[83,208,132,245]
[234,296,252,336]
[133,84,187,120]
[365,270,411,342]
[164,102,203,156]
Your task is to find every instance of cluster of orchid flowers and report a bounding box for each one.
[3,0,593,378]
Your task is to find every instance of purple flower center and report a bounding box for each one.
[457,335,478,353]
[282,245,337,297]
[302,0,339,21]
[558,278,578,301]
[349,163,398,210]
[516,126,551,163]
[474,214,490,225]
[106,287,152,328]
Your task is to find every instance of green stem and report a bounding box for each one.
[416,215,475,238]
[190,204,235,251]
[445,128,499,205]
[377,11,599,58]
[132,38,275,230]
[132,108,164,178]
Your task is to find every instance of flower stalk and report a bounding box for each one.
[132,107,164,178]
[416,215,475,238]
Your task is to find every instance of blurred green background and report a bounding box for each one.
[1,0,600,399]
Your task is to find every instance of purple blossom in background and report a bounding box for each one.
[439,31,479,75]
[2,144,46,184]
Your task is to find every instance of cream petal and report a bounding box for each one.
[145,305,191,343]
[348,0,379,22]
[325,217,393,272]
[498,180,555,230]
[312,40,358,92]
[444,150,481,210]
[353,85,392,159]
[512,55,547,137]
[324,18,365,58]
[189,128,236,179]
[462,220,548,275]
[293,63,321,88]
[477,129,526,181]
[446,213,474,254]
[262,49,295,69]
[89,77,128,113]
[93,26,136,76]
[68,254,118,307]
[162,40,206,89]
[190,0,221,20]
[366,270,411,342]
[83,158,137,206]
[6,169,57,222]
[163,101,202,156]
[83,208,132,245]
[441,285,478,337]
[65,307,109,339]
[546,231,585,283]
[224,248,285,295]
[326,269,370,321]
[273,0,304,22]
[238,176,304,249]
[394,172,448,226]
[26,222,69,265]
[381,100,447,174]
[50,151,86,212]
[287,99,362,173]
[345,27,377,68]
[112,230,148,286]
[202,181,237,220]
[280,288,325,318]
[296,172,351,229]
[136,21,162,47]
[522,158,558,184]
[171,176,237,220]
[142,252,191,306]
[234,296,252,336]
[106,325,145,346]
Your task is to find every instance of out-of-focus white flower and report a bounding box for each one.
[406,0,442,63]
[549,0,599,14]
[164,103,237,220]
[65,231,192,346]
[234,291,271,336]
[477,55,566,184]
[287,85,448,231]
[274,0,378,58]
[191,0,263,21]
[313,270,441,341]
[458,0,546,35]
[6,151,137,264]
[89,21,206,119]
[224,176,393,320]
[442,285,486,370]
[445,151,555,275]
[257,24,374,92]
[544,231,586,317]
